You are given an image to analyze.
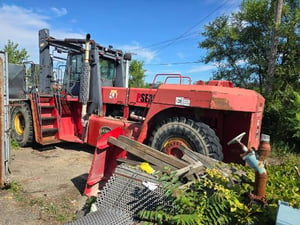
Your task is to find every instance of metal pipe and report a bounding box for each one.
[251,134,270,203]
[84,34,90,64]
[228,133,271,205]
[130,112,145,121]
[125,59,129,88]
[241,150,266,174]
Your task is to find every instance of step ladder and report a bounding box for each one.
[31,93,61,145]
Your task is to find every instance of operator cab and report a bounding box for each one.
[63,47,130,97]
[39,29,131,98]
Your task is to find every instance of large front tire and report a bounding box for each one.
[10,103,34,147]
[149,117,223,161]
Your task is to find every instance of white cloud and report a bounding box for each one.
[188,64,216,73]
[0,5,83,63]
[0,5,49,62]
[0,5,49,28]
[118,43,156,63]
[51,7,67,17]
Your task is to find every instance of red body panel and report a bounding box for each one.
[86,115,140,147]
[102,87,128,105]
[127,88,157,107]
[153,84,262,112]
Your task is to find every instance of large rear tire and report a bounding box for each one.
[10,103,34,147]
[149,117,223,161]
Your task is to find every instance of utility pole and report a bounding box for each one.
[266,0,284,95]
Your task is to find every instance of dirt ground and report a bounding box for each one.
[0,143,94,225]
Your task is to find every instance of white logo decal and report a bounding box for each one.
[109,90,118,99]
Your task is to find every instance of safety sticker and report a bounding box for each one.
[175,97,191,106]
[109,90,118,99]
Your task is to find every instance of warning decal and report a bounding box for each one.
[175,97,191,106]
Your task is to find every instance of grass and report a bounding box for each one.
[6,181,23,193]
[3,181,25,202]
[10,138,20,150]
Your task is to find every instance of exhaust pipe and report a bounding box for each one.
[80,34,91,128]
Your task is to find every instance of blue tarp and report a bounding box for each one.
[276,201,300,225]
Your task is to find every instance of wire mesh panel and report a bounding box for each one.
[68,207,134,225]
[69,163,170,225]
[96,164,168,218]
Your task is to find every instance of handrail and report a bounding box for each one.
[164,75,192,84]
[151,73,192,85]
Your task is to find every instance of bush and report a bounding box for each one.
[139,153,300,225]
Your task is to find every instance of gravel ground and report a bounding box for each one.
[0,143,94,225]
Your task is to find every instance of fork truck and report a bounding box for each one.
[9,29,265,165]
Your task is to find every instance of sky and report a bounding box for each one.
[0,0,242,83]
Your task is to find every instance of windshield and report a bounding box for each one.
[100,59,116,80]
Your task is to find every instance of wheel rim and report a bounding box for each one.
[162,137,191,158]
[14,112,25,135]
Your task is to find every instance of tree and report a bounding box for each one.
[129,60,146,88]
[4,40,29,64]
[199,0,300,149]
[200,0,299,93]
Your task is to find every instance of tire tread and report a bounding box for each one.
[149,117,223,160]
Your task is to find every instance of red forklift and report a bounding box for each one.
[9,29,264,166]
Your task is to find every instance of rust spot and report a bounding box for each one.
[211,97,232,110]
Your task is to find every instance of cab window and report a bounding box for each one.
[100,59,116,80]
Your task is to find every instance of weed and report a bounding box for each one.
[3,180,75,223]
[29,198,44,207]
[56,214,66,222]
[15,193,25,202]
[3,181,26,202]
[6,181,23,193]
[139,153,300,225]
[10,138,20,150]
[83,196,96,213]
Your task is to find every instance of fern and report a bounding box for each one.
[139,165,272,225]
[203,191,229,225]
[170,214,204,225]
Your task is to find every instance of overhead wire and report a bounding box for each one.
[131,0,233,53]
[145,61,201,66]
[152,0,233,53]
